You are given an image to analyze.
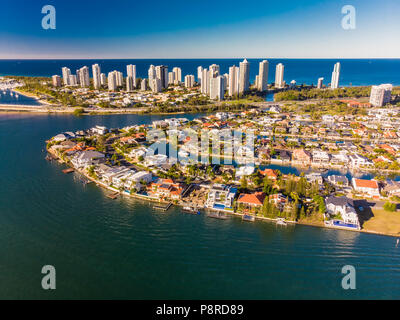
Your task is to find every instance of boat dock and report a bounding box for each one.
[153,202,172,211]
[106,192,119,200]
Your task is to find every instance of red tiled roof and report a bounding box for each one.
[353,179,379,189]
[238,192,266,206]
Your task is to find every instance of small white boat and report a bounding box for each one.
[276,218,287,226]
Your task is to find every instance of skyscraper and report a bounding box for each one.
[197,66,203,84]
[116,71,124,87]
[331,62,341,89]
[100,73,106,86]
[172,67,182,84]
[257,60,269,91]
[127,65,136,88]
[68,75,77,86]
[275,63,285,89]
[228,65,239,97]
[126,76,134,92]
[61,67,71,86]
[52,75,61,87]
[184,75,195,88]
[92,64,101,89]
[107,71,117,91]
[201,69,210,94]
[79,66,90,87]
[155,65,168,89]
[210,76,224,101]
[238,59,250,95]
[370,84,393,107]
[141,79,147,91]
[209,64,220,78]
[317,77,324,89]
[168,72,175,85]
[148,65,156,90]
[151,78,162,93]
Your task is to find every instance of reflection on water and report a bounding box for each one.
[0,113,400,299]
[0,89,41,105]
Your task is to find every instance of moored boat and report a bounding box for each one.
[276,218,287,226]
[242,214,255,222]
[182,206,201,215]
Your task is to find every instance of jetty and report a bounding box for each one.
[153,202,172,211]
[106,192,119,200]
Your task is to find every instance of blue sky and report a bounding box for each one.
[0,0,399,58]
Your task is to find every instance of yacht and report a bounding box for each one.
[276,218,287,226]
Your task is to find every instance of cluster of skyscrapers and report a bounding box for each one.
[53,61,347,101]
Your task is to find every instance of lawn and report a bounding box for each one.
[362,209,400,236]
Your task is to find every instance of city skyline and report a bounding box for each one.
[0,0,399,59]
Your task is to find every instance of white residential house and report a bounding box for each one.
[352,178,380,198]
[348,154,373,167]
[205,184,238,210]
[312,150,330,164]
[325,196,360,229]
[71,150,105,168]
[235,166,255,179]
[144,154,168,167]
[124,171,152,191]
[327,175,349,187]
[330,153,349,165]
[91,125,108,135]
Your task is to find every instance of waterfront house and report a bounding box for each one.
[237,192,266,209]
[352,178,380,198]
[235,166,255,179]
[325,196,360,229]
[144,154,168,167]
[90,125,108,135]
[305,172,323,185]
[71,150,105,168]
[205,184,237,210]
[268,193,287,209]
[292,149,312,165]
[330,153,349,165]
[258,168,278,180]
[383,180,400,197]
[348,154,373,167]
[276,150,291,163]
[124,171,152,191]
[312,150,330,164]
[150,178,186,200]
[327,175,349,187]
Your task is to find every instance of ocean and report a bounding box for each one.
[0,59,400,86]
[0,112,400,299]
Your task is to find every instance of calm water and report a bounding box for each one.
[0,89,41,106]
[1,59,400,86]
[1,113,400,299]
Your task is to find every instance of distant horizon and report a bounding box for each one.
[1,57,400,61]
